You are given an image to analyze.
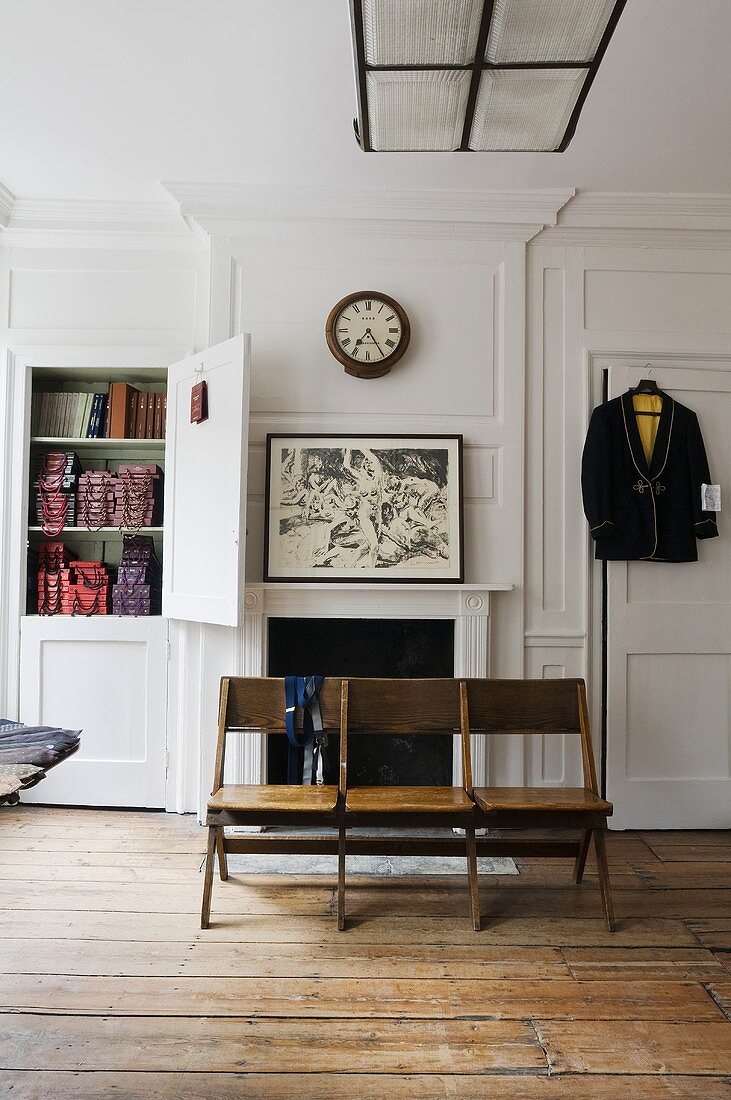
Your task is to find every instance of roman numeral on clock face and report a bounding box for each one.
[385,339,395,348]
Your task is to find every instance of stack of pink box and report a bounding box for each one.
[76,464,163,530]
[118,463,163,529]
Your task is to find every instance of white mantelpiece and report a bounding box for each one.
[229,582,513,787]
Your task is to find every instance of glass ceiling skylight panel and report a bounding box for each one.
[350,0,626,151]
[367,70,471,150]
[468,69,588,151]
[485,0,617,64]
[363,0,483,65]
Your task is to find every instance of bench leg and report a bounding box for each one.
[337,826,346,931]
[573,829,592,884]
[200,826,216,930]
[215,826,228,881]
[465,825,481,932]
[593,827,616,932]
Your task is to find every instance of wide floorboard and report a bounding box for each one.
[1,807,729,1098]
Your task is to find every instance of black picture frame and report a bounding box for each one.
[264,434,464,583]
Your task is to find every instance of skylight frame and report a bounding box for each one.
[350,0,627,152]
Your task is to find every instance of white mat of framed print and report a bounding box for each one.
[264,434,464,583]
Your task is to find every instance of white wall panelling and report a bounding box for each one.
[528,216,731,825]
[3,190,731,825]
[187,193,547,807]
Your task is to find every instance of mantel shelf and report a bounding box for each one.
[250,582,513,593]
[243,581,512,624]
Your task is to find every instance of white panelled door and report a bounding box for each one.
[163,335,250,626]
[20,616,168,807]
[603,362,731,828]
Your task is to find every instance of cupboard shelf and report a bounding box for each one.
[28,526,163,536]
[31,437,165,448]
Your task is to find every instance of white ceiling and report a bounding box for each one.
[1,0,730,203]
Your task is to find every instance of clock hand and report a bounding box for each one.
[363,327,385,357]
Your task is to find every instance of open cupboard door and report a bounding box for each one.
[163,335,250,626]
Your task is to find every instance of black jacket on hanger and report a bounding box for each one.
[581,391,719,562]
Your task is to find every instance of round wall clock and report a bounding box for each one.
[325,291,411,378]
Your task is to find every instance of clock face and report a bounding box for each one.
[326,291,410,377]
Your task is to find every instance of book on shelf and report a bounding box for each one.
[47,394,59,437]
[67,394,77,436]
[38,393,50,435]
[30,393,42,435]
[153,392,163,439]
[98,393,109,438]
[86,393,107,438]
[33,386,166,440]
[135,392,147,439]
[144,392,154,439]
[107,382,138,438]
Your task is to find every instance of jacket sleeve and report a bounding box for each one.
[686,410,719,540]
[581,405,615,539]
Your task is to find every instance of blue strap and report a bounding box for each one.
[284,675,324,784]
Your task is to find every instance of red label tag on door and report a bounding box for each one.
[190,380,208,424]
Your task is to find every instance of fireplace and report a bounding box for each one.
[267,617,454,786]
[226,582,510,792]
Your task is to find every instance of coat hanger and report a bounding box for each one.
[631,366,663,414]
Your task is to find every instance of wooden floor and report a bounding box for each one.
[1,808,730,1098]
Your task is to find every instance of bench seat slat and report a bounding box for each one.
[474,786,613,814]
[208,784,339,814]
[345,786,474,814]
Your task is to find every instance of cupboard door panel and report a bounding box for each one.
[19,617,168,808]
[163,335,250,626]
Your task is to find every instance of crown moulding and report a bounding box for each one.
[0,182,15,229]
[163,182,577,241]
[0,191,202,249]
[557,192,731,231]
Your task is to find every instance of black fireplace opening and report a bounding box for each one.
[267,617,454,787]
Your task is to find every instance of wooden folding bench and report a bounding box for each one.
[338,678,480,931]
[463,677,615,930]
[201,675,344,929]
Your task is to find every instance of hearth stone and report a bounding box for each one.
[267,617,454,787]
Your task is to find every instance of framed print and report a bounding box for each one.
[264,435,464,583]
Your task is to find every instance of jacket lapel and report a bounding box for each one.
[621,391,650,479]
[649,394,674,479]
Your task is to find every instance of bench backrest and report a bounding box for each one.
[223,676,343,731]
[213,676,344,793]
[339,678,471,796]
[212,676,597,797]
[463,678,598,793]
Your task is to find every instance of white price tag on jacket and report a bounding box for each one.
[702,484,721,511]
